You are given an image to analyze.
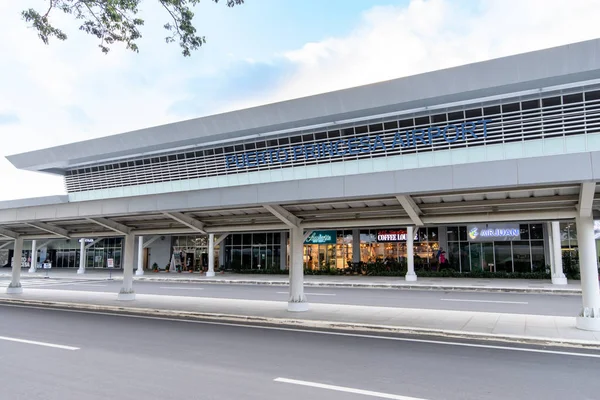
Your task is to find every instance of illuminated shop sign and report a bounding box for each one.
[226,119,493,169]
[305,230,337,245]
[376,229,419,242]
[467,224,520,242]
[377,230,408,242]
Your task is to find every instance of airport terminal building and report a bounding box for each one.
[2,39,600,330]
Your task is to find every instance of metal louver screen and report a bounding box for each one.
[64,89,600,193]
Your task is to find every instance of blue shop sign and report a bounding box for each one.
[305,230,337,245]
[225,119,492,169]
[467,224,520,242]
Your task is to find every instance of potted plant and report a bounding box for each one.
[152,262,159,273]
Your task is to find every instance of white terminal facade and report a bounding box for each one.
[2,39,600,328]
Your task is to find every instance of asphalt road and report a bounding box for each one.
[2,277,582,316]
[1,304,599,400]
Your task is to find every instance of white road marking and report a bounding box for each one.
[0,335,79,351]
[2,303,599,359]
[274,378,427,399]
[440,298,528,305]
[276,291,336,296]
[159,287,205,290]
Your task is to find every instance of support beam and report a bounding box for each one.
[207,233,215,277]
[0,241,12,250]
[87,218,132,235]
[6,237,24,294]
[288,226,309,312]
[214,233,229,247]
[578,182,596,217]
[136,236,144,276]
[37,239,55,250]
[28,240,37,273]
[303,230,314,242]
[118,233,136,301]
[163,212,206,234]
[575,215,600,331]
[264,204,301,228]
[25,221,70,239]
[396,195,424,226]
[85,239,100,250]
[0,227,18,239]
[142,236,160,248]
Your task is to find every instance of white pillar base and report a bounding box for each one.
[576,311,600,331]
[28,267,36,274]
[551,275,568,285]
[288,301,310,312]
[405,273,418,282]
[6,285,23,294]
[77,269,85,275]
[205,271,215,277]
[117,291,136,301]
[135,269,144,276]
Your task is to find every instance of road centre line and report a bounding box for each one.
[2,303,598,359]
[440,298,528,305]
[274,377,426,400]
[159,287,205,290]
[276,291,336,296]
[0,335,79,351]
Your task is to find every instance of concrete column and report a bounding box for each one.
[118,233,136,301]
[28,240,37,273]
[77,239,86,274]
[352,228,361,264]
[551,221,567,285]
[136,236,144,276]
[288,226,308,312]
[575,215,600,331]
[206,233,216,277]
[405,226,417,282]
[7,237,24,294]
[280,231,288,270]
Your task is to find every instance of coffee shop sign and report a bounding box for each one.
[226,119,493,169]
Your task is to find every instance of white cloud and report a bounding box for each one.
[220,0,600,111]
[1,0,600,201]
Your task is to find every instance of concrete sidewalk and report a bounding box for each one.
[1,287,598,348]
[3,268,583,294]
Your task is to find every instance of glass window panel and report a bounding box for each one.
[494,242,512,272]
[232,234,242,246]
[428,227,438,241]
[512,241,531,272]
[459,226,467,242]
[529,224,544,240]
[519,224,530,240]
[447,226,458,242]
[459,243,470,272]
[253,233,267,245]
[531,241,546,271]
[242,234,252,246]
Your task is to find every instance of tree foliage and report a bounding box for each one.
[22,0,244,56]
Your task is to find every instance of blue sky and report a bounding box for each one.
[1,0,600,201]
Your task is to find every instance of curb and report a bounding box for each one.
[135,278,581,295]
[0,297,598,349]
[11,274,582,295]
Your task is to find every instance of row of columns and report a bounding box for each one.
[4,220,600,330]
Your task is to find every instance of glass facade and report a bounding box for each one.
[446,224,545,272]
[223,232,281,270]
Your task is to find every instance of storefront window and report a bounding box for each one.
[512,241,531,273]
[494,242,512,272]
[224,232,281,270]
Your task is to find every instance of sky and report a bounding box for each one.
[1,0,600,201]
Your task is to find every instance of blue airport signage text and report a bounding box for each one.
[225,119,492,169]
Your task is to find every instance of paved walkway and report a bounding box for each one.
[1,268,583,294]
[0,287,597,347]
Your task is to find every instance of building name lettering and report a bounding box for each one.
[225,119,492,169]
